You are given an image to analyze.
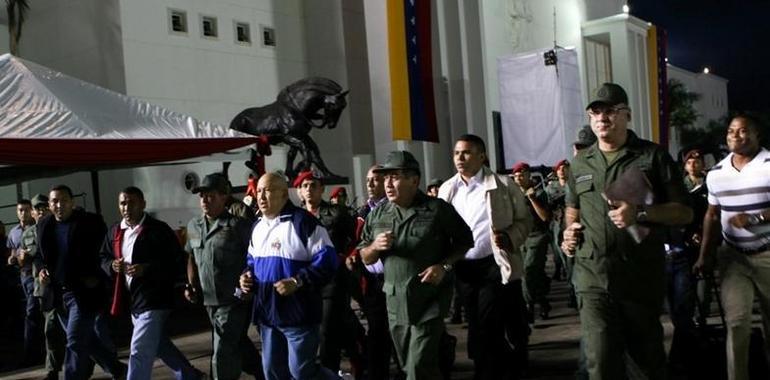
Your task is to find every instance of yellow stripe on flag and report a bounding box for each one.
[647,25,660,144]
[387,0,412,140]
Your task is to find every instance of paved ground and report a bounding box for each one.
[0,264,709,380]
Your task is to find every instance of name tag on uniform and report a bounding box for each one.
[576,174,593,184]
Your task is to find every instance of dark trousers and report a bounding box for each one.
[664,250,697,366]
[503,279,529,378]
[360,273,392,380]
[457,255,519,380]
[321,268,362,372]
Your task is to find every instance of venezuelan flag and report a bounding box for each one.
[647,25,668,147]
[387,0,439,142]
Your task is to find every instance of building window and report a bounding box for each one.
[201,15,218,38]
[261,25,276,47]
[235,22,251,45]
[168,9,187,34]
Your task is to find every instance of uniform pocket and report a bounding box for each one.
[575,180,594,195]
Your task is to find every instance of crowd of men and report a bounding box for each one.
[1,82,769,380]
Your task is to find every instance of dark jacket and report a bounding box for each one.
[36,209,109,311]
[101,215,185,314]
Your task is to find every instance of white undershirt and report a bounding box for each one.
[450,170,492,260]
[120,214,146,287]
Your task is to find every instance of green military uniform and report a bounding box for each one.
[360,191,473,380]
[186,211,258,380]
[522,187,552,312]
[314,200,356,370]
[546,180,576,304]
[683,175,704,193]
[566,130,688,379]
[24,223,65,375]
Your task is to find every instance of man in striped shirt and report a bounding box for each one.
[694,114,770,380]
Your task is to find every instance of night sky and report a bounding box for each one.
[629,0,770,112]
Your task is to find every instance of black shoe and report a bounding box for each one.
[41,371,59,380]
[539,302,552,320]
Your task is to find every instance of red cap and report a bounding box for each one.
[512,162,530,174]
[553,159,569,171]
[330,186,346,199]
[684,149,703,162]
[292,170,319,188]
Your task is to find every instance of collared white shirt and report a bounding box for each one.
[450,170,492,260]
[121,214,146,286]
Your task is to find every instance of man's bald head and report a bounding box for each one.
[257,172,289,218]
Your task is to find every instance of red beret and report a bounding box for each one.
[512,162,530,174]
[330,186,346,199]
[292,170,319,188]
[553,159,569,171]
[684,149,703,162]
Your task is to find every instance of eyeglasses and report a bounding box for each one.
[587,106,629,118]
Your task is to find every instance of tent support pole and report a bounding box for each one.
[90,170,102,215]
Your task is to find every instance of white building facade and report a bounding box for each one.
[2,0,686,227]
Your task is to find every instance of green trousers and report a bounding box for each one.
[522,232,551,305]
[389,317,444,380]
[578,292,666,380]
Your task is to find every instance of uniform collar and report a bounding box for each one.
[120,213,146,230]
[583,130,644,159]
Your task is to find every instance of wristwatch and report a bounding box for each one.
[290,276,304,288]
[441,263,454,272]
[747,214,761,226]
[636,205,649,223]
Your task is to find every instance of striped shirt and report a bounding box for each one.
[707,148,770,251]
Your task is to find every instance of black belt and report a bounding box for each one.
[727,242,770,256]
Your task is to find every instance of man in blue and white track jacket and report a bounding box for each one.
[239,173,341,380]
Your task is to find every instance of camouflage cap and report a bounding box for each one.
[192,173,231,194]
[373,151,421,175]
[31,194,49,207]
[586,82,629,109]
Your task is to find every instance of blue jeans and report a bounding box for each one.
[58,292,122,380]
[21,272,42,361]
[129,309,200,380]
[260,323,340,380]
[664,250,696,364]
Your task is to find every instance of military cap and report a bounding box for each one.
[553,159,570,171]
[373,151,421,175]
[31,194,49,207]
[574,125,597,148]
[329,186,346,199]
[512,162,530,174]
[427,178,443,188]
[292,170,320,188]
[586,82,629,109]
[192,173,230,194]
[684,149,703,162]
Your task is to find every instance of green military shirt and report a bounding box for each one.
[21,226,43,295]
[185,211,251,306]
[565,131,688,305]
[683,175,705,193]
[315,200,355,255]
[526,187,551,234]
[358,192,473,325]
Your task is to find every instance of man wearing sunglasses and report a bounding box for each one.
[561,83,692,379]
